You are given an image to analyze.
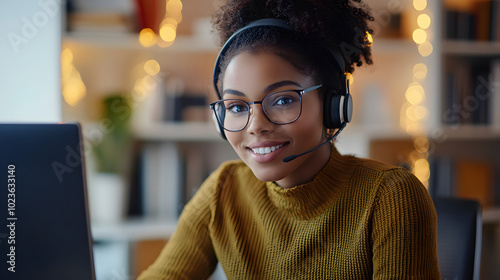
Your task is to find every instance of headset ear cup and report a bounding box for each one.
[324,93,353,129]
[329,95,343,129]
[344,93,353,123]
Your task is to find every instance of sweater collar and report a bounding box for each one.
[265,145,357,219]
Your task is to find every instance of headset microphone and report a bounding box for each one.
[282,123,347,163]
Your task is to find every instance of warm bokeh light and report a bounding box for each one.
[413,63,428,80]
[412,29,427,44]
[159,24,177,42]
[405,87,425,105]
[407,3,430,187]
[63,78,87,107]
[414,137,430,154]
[418,41,433,57]
[61,48,86,107]
[405,105,427,121]
[413,0,427,11]
[144,60,160,76]
[405,122,424,134]
[166,0,183,15]
[139,28,157,47]
[346,72,354,86]
[162,17,178,27]
[414,159,430,181]
[61,48,73,63]
[414,105,428,120]
[366,31,373,46]
[417,14,431,29]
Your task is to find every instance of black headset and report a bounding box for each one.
[212,18,353,140]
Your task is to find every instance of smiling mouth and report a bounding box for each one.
[251,144,285,155]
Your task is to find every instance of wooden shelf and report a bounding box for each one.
[92,218,177,241]
[64,31,219,53]
[483,208,500,224]
[439,125,500,140]
[133,122,223,142]
[442,40,500,56]
[371,38,417,55]
[64,30,416,56]
[342,124,411,140]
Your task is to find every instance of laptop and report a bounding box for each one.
[0,123,96,280]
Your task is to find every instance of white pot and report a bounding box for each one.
[88,173,126,224]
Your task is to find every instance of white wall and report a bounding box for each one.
[0,0,62,122]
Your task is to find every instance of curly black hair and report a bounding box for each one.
[212,0,374,75]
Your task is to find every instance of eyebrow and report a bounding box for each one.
[222,80,303,98]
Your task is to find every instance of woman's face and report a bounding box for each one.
[221,50,331,188]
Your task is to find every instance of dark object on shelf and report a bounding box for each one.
[434,197,482,280]
[163,94,207,122]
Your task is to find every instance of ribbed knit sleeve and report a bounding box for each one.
[137,164,224,280]
[369,167,440,279]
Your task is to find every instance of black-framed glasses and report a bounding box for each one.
[210,84,322,132]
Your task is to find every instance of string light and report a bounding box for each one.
[137,1,183,48]
[139,28,157,47]
[365,31,373,46]
[157,0,183,47]
[413,0,427,11]
[418,41,434,57]
[413,63,428,80]
[399,0,433,187]
[144,59,161,76]
[417,14,431,29]
[61,48,86,107]
[412,29,427,44]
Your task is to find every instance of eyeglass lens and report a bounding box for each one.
[214,90,302,131]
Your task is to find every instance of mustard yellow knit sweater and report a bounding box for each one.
[138,146,440,279]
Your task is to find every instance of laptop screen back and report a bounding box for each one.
[0,123,95,280]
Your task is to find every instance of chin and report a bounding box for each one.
[249,165,286,183]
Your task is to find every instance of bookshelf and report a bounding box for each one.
[429,0,500,198]
[425,0,500,278]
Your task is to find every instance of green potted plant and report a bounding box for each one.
[89,94,132,224]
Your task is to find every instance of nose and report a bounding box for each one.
[246,105,274,135]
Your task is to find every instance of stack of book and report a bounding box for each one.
[445,0,500,41]
[443,58,500,127]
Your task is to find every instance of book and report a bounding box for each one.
[443,59,473,125]
[67,12,134,33]
[141,142,183,220]
[474,0,500,41]
[428,157,455,198]
[491,59,500,128]
[470,62,491,125]
[455,159,495,209]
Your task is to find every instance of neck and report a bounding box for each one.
[276,142,332,188]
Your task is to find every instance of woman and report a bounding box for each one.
[138,0,440,279]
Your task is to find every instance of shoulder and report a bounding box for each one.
[350,157,423,190]
[194,159,260,200]
[347,157,431,206]
[181,160,251,215]
[205,159,256,187]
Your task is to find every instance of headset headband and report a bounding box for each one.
[212,18,346,99]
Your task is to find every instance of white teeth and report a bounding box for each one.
[252,144,283,155]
